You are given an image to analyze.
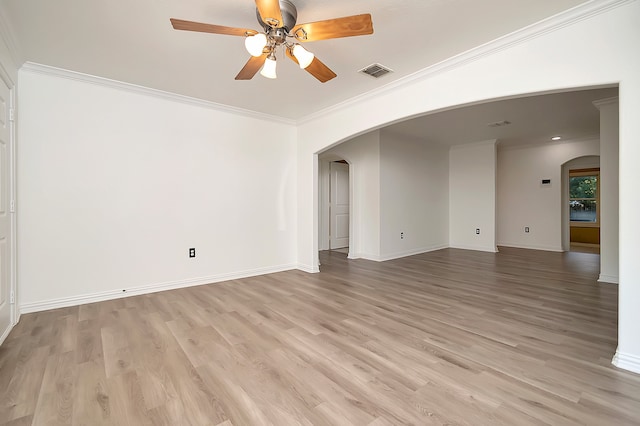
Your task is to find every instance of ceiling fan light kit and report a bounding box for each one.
[292,44,314,69]
[170,0,373,83]
[245,33,268,57]
[260,54,278,79]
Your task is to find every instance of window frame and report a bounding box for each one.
[569,168,600,227]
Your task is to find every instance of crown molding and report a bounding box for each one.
[20,62,296,126]
[297,0,635,126]
[593,96,619,109]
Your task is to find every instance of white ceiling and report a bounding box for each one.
[2,0,592,120]
[383,87,618,147]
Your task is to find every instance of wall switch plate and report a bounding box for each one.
[400,232,404,239]
[475,228,480,235]
[525,227,530,233]
[189,248,196,258]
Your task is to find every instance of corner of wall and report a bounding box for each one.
[612,349,640,375]
[297,264,320,274]
[598,274,619,284]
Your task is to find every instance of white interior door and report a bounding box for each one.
[0,76,13,344]
[330,161,349,249]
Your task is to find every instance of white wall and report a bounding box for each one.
[17,69,297,311]
[320,131,380,260]
[296,1,640,373]
[498,139,599,251]
[595,97,619,284]
[321,130,449,261]
[379,131,449,260]
[449,140,497,252]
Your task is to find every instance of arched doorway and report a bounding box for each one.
[562,156,600,253]
[318,155,351,257]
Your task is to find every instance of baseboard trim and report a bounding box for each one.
[598,274,619,284]
[347,245,448,262]
[0,323,12,346]
[344,243,571,259]
[20,263,298,314]
[351,253,381,262]
[296,264,320,273]
[449,244,499,253]
[0,306,21,346]
[378,245,449,262]
[612,350,640,375]
[497,243,564,252]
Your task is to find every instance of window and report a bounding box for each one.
[569,168,599,224]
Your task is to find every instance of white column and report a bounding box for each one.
[449,140,498,252]
[593,97,619,284]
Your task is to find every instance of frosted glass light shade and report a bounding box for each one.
[245,33,267,57]
[260,57,277,79]
[292,44,314,69]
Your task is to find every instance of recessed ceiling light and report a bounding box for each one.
[551,136,562,141]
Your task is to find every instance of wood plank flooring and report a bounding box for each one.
[1,247,639,425]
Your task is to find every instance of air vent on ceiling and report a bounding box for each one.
[487,120,511,128]
[359,63,393,79]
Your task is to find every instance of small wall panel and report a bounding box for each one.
[335,214,349,239]
[570,226,600,245]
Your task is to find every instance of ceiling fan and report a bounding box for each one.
[170,0,374,83]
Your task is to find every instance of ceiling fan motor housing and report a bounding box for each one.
[256,0,298,32]
[267,28,288,45]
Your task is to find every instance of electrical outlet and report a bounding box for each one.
[400,232,404,239]
[525,227,530,233]
[475,228,480,235]
[189,248,196,258]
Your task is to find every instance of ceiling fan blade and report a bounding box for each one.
[286,48,336,83]
[235,54,268,80]
[170,18,257,36]
[305,58,337,83]
[255,0,284,28]
[292,14,373,42]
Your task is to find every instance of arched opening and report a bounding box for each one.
[312,87,616,268]
[317,154,352,260]
[562,155,601,253]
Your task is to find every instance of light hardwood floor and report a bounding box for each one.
[1,247,639,425]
